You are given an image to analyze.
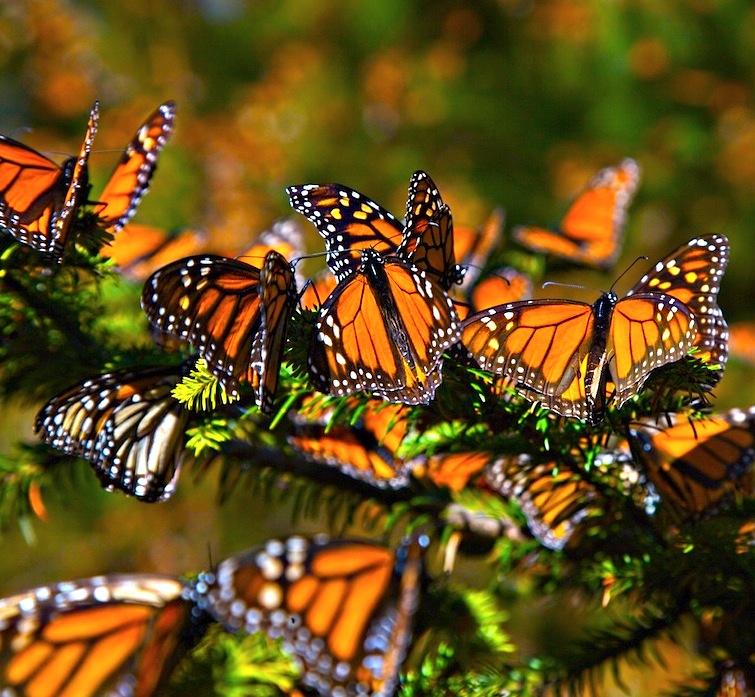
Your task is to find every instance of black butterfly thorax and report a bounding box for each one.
[583,290,620,424]
[360,248,416,369]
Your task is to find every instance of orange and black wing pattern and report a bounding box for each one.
[0,102,99,260]
[485,455,602,550]
[106,224,207,282]
[253,250,298,413]
[461,237,708,422]
[627,234,730,375]
[194,533,425,697]
[94,101,177,234]
[141,255,264,398]
[287,182,404,283]
[0,574,204,697]
[308,249,461,405]
[35,364,188,502]
[513,159,640,270]
[397,170,462,290]
[629,406,755,518]
[289,400,411,488]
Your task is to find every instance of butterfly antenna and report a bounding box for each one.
[608,255,649,292]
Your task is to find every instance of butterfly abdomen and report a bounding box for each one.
[584,290,619,423]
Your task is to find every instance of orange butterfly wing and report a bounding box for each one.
[470,267,533,313]
[485,455,601,550]
[309,251,460,404]
[34,365,188,502]
[300,270,338,311]
[397,170,462,290]
[253,250,298,413]
[627,234,730,374]
[196,534,424,697]
[513,159,640,270]
[629,406,755,517]
[95,101,177,234]
[0,102,99,260]
[453,207,505,291]
[287,183,404,283]
[0,575,201,697]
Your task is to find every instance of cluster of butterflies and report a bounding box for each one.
[1,101,753,696]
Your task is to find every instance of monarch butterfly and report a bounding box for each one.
[141,250,297,413]
[0,101,99,260]
[287,181,405,284]
[289,400,412,489]
[469,267,533,313]
[90,100,177,236]
[461,235,729,423]
[628,406,755,518]
[484,454,603,550]
[34,364,189,502]
[513,159,641,270]
[0,574,207,697]
[106,223,208,282]
[193,533,426,697]
[308,247,461,404]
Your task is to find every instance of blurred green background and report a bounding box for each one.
[0,0,753,692]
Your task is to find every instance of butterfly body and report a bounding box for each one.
[309,248,460,404]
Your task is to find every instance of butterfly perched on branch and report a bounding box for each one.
[0,101,176,261]
[141,249,298,413]
[461,235,729,424]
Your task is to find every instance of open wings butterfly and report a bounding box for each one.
[308,247,460,404]
[0,102,98,260]
[461,235,729,423]
[141,249,297,413]
[0,574,206,697]
[35,364,189,502]
[513,158,640,270]
[628,406,755,519]
[193,533,426,697]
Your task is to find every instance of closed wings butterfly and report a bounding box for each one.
[35,364,189,502]
[395,170,463,290]
[513,159,640,270]
[308,248,461,404]
[141,250,297,413]
[193,533,426,697]
[0,574,207,697]
[452,207,505,291]
[0,102,98,260]
[460,236,731,423]
[628,405,755,518]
